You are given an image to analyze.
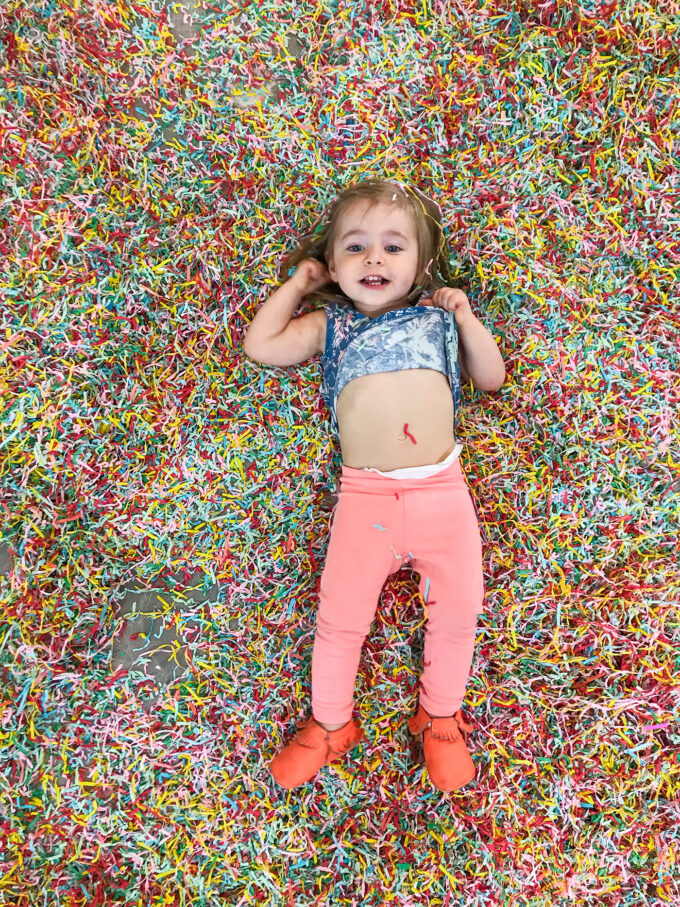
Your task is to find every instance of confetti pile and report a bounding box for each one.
[1,0,679,904]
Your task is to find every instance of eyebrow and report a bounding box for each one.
[339,229,410,243]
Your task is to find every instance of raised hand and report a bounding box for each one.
[288,259,331,295]
[425,287,473,326]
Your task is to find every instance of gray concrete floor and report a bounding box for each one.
[110,576,223,709]
[0,537,224,707]
[0,544,9,577]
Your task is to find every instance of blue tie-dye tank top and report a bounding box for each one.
[319,295,461,435]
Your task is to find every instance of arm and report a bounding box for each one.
[457,313,506,391]
[243,260,330,366]
[243,278,305,358]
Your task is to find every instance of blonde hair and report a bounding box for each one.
[281,178,457,307]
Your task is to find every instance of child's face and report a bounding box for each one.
[327,199,419,317]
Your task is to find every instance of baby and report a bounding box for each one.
[244,178,505,791]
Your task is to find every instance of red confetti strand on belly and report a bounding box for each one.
[403,423,417,444]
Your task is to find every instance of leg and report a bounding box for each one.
[311,485,404,726]
[420,610,479,716]
[271,474,406,788]
[407,476,485,716]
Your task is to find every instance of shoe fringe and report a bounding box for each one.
[453,710,473,734]
[409,707,473,741]
[429,722,464,743]
[294,719,359,757]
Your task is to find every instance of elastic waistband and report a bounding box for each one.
[342,441,463,481]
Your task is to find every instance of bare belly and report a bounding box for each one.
[337,369,456,470]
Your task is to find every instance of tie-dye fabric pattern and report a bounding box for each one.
[319,298,461,435]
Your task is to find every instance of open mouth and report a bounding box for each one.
[361,277,389,287]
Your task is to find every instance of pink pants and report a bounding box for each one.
[311,454,485,725]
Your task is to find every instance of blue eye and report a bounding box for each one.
[346,244,402,253]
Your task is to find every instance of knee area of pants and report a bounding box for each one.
[316,618,368,641]
[424,613,478,635]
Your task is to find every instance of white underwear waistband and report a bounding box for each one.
[361,440,463,480]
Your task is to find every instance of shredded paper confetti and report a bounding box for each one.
[0,0,678,904]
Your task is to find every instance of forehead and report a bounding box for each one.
[335,199,416,237]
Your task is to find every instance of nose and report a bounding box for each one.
[363,245,383,264]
